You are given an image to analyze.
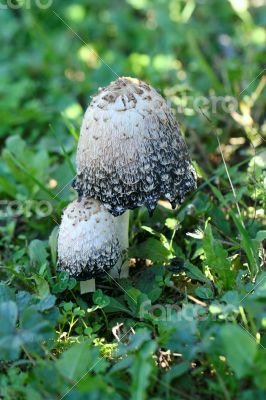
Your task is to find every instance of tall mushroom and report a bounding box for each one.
[73,77,197,277]
[57,198,120,292]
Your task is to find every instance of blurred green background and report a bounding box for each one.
[1,0,265,148]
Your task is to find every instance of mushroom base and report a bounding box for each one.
[80,279,96,294]
[110,211,130,278]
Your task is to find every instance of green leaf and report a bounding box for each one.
[231,212,259,277]
[117,331,156,398]
[184,261,209,283]
[93,289,110,308]
[104,297,131,314]
[57,341,97,381]
[62,115,79,141]
[20,306,54,348]
[0,176,17,197]
[49,124,75,175]
[124,288,150,317]
[6,135,27,160]
[32,274,50,298]
[28,239,48,268]
[135,265,164,302]
[129,340,156,400]
[110,355,133,373]
[0,301,18,335]
[0,283,15,302]
[53,272,74,293]
[3,148,56,201]
[244,272,266,300]
[49,226,58,267]
[209,204,232,236]
[220,324,257,378]
[37,294,56,311]
[195,287,213,299]
[129,238,170,262]
[163,361,190,385]
[255,231,266,242]
[124,287,140,312]
[163,304,203,359]
[203,223,234,289]
[0,301,20,360]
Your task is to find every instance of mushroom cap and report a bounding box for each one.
[73,77,196,216]
[57,198,120,280]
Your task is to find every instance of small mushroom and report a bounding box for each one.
[57,198,120,285]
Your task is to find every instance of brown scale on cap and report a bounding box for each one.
[73,77,196,216]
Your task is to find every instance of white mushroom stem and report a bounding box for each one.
[80,279,96,294]
[110,210,130,278]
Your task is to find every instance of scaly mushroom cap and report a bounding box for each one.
[73,77,196,216]
[57,198,120,280]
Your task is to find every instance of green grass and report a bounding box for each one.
[0,1,265,399]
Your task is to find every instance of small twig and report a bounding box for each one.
[187,294,208,307]
[112,323,124,342]
[170,284,208,307]
[21,345,36,366]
